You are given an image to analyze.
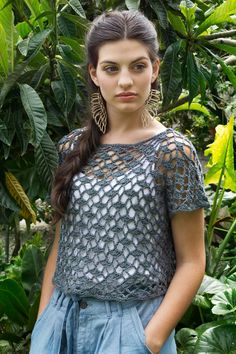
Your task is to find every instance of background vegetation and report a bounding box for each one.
[0,0,235,353]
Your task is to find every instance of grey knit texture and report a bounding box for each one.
[53,127,210,301]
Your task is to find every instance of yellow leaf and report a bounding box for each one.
[5,172,36,223]
[204,115,236,191]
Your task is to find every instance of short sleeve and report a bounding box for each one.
[160,133,210,216]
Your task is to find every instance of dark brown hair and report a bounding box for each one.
[51,10,159,223]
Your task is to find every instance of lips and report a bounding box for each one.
[116,92,137,97]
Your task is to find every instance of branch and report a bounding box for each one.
[210,39,236,47]
[201,30,236,40]
[217,55,236,69]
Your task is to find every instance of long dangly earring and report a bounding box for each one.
[90,90,107,134]
[141,89,161,128]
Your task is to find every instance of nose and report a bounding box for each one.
[118,68,133,89]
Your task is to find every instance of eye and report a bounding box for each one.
[103,66,118,73]
[133,63,146,71]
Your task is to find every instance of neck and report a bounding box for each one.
[106,106,149,134]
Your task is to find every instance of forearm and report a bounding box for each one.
[37,251,57,318]
[37,223,60,318]
[145,260,205,350]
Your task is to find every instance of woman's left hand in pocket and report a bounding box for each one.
[144,328,161,354]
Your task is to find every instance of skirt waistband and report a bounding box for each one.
[51,287,163,317]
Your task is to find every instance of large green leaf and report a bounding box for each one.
[68,0,86,18]
[180,1,197,30]
[211,288,236,315]
[35,131,59,190]
[187,51,199,103]
[149,0,168,29]
[13,109,30,155]
[58,13,77,37]
[125,0,140,10]
[194,324,236,353]
[0,180,19,211]
[59,12,88,34]
[16,21,31,38]
[30,63,48,89]
[161,41,182,107]
[197,275,227,295]
[196,0,236,36]
[24,0,44,30]
[25,28,51,59]
[0,0,17,74]
[21,245,44,292]
[0,61,29,109]
[192,294,211,309]
[0,279,29,326]
[0,23,8,76]
[176,328,198,354]
[27,291,41,331]
[51,80,66,113]
[205,115,236,192]
[57,61,77,116]
[196,319,236,337]
[214,54,236,90]
[60,36,85,61]
[0,120,10,145]
[167,11,187,36]
[19,83,47,147]
[170,102,210,115]
[58,44,82,64]
[210,42,236,56]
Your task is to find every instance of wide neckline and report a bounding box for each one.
[99,127,173,147]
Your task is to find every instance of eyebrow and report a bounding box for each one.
[99,56,149,65]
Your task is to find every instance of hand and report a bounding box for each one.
[144,328,161,354]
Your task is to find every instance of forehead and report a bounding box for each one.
[97,39,150,63]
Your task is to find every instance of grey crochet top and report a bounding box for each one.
[53,127,209,301]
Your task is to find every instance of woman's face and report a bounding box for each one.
[89,39,160,117]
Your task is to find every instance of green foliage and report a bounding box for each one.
[195,324,236,353]
[177,274,236,353]
[176,116,236,352]
[205,115,236,192]
[0,1,235,352]
[0,234,47,352]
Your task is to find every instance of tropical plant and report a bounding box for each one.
[204,115,236,278]
[177,274,236,354]
[0,233,47,353]
[0,0,89,257]
[176,115,236,354]
[0,1,235,352]
[0,0,235,255]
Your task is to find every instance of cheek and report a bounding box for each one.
[98,76,114,96]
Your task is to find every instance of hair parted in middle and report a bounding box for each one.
[51,10,160,223]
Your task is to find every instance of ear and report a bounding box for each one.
[151,58,160,83]
[88,64,99,87]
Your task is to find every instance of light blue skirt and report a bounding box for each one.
[29,287,177,354]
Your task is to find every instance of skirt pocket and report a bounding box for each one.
[129,306,154,354]
[31,291,55,339]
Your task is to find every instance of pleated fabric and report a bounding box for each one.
[29,288,177,354]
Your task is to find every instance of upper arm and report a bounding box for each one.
[50,221,61,261]
[170,208,206,267]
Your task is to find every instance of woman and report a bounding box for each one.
[29,10,209,354]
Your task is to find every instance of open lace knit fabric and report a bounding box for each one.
[53,127,210,301]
